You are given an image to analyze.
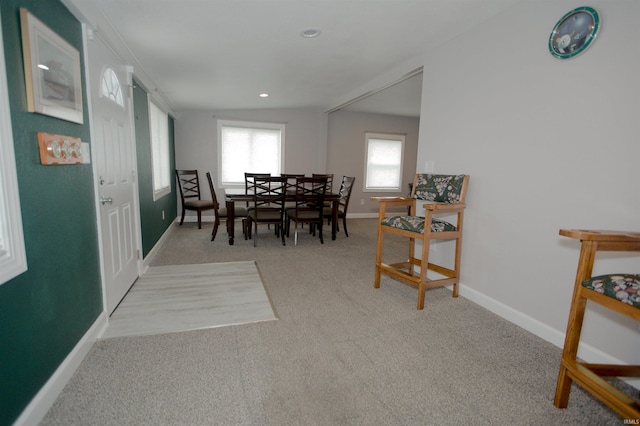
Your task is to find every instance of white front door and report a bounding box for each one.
[87,33,140,314]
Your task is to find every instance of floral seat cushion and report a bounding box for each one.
[381,216,457,233]
[582,274,640,309]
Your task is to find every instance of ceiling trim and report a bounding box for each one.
[325,67,423,114]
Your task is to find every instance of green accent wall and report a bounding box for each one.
[133,77,177,258]
[0,2,176,424]
[0,1,100,424]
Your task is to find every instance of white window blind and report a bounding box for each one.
[218,120,284,186]
[0,10,27,284]
[149,100,170,199]
[364,132,404,192]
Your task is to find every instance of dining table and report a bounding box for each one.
[224,188,341,245]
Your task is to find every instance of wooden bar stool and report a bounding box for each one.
[554,229,640,419]
[372,174,469,310]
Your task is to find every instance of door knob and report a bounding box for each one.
[100,197,113,205]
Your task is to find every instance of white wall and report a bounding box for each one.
[175,107,420,216]
[173,107,328,217]
[327,110,419,214]
[417,0,640,367]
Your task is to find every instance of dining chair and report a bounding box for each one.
[372,173,469,310]
[244,172,271,238]
[285,176,328,245]
[282,173,305,206]
[244,172,271,205]
[246,175,287,246]
[554,229,640,419]
[312,173,334,207]
[175,169,215,229]
[205,172,247,242]
[312,173,333,194]
[322,176,355,237]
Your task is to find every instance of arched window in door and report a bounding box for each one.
[101,67,124,107]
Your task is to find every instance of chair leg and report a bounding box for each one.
[253,222,258,247]
[554,292,588,408]
[197,211,202,229]
[281,219,286,246]
[417,236,431,310]
[211,218,219,241]
[555,239,599,406]
[180,209,185,225]
[408,236,415,276]
[374,226,384,289]
[343,216,349,237]
[451,236,462,298]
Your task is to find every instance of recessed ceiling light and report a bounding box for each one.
[301,29,321,38]
[259,93,269,98]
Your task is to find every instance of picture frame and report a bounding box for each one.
[20,8,83,124]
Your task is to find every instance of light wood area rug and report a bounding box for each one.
[102,261,277,339]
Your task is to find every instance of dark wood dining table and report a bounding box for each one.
[224,188,341,245]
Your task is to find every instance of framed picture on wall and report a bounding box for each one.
[20,8,83,124]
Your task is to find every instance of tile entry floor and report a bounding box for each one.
[102,261,277,339]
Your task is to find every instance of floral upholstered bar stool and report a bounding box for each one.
[554,229,640,419]
[372,173,469,310]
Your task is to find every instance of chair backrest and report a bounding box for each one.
[312,173,334,193]
[251,175,287,219]
[282,173,305,193]
[411,174,468,204]
[338,176,356,212]
[245,172,271,207]
[245,172,271,194]
[292,176,327,218]
[205,172,220,210]
[176,169,202,202]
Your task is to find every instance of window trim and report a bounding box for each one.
[148,99,171,200]
[217,119,285,188]
[0,11,28,285]
[363,132,405,193]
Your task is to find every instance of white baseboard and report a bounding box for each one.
[344,212,378,219]
[458,283,640,389]
[14,311,108,426]
[181,215,215,224]
[142,222,176,272]
[459,283,565,347]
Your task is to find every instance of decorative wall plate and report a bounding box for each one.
[549,7,600,59]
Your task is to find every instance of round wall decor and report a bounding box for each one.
[549,7,600,59]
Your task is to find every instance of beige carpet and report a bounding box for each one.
[102,261,277,339]
[42,220,628,425]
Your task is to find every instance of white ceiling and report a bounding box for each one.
[62,0,520,116]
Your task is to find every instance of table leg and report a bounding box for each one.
[226,200,235,245]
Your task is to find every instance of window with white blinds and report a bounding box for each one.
[149,100,170,199]
[0,12,27,285]
[364,132,404,192]
[218,120,284,186]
